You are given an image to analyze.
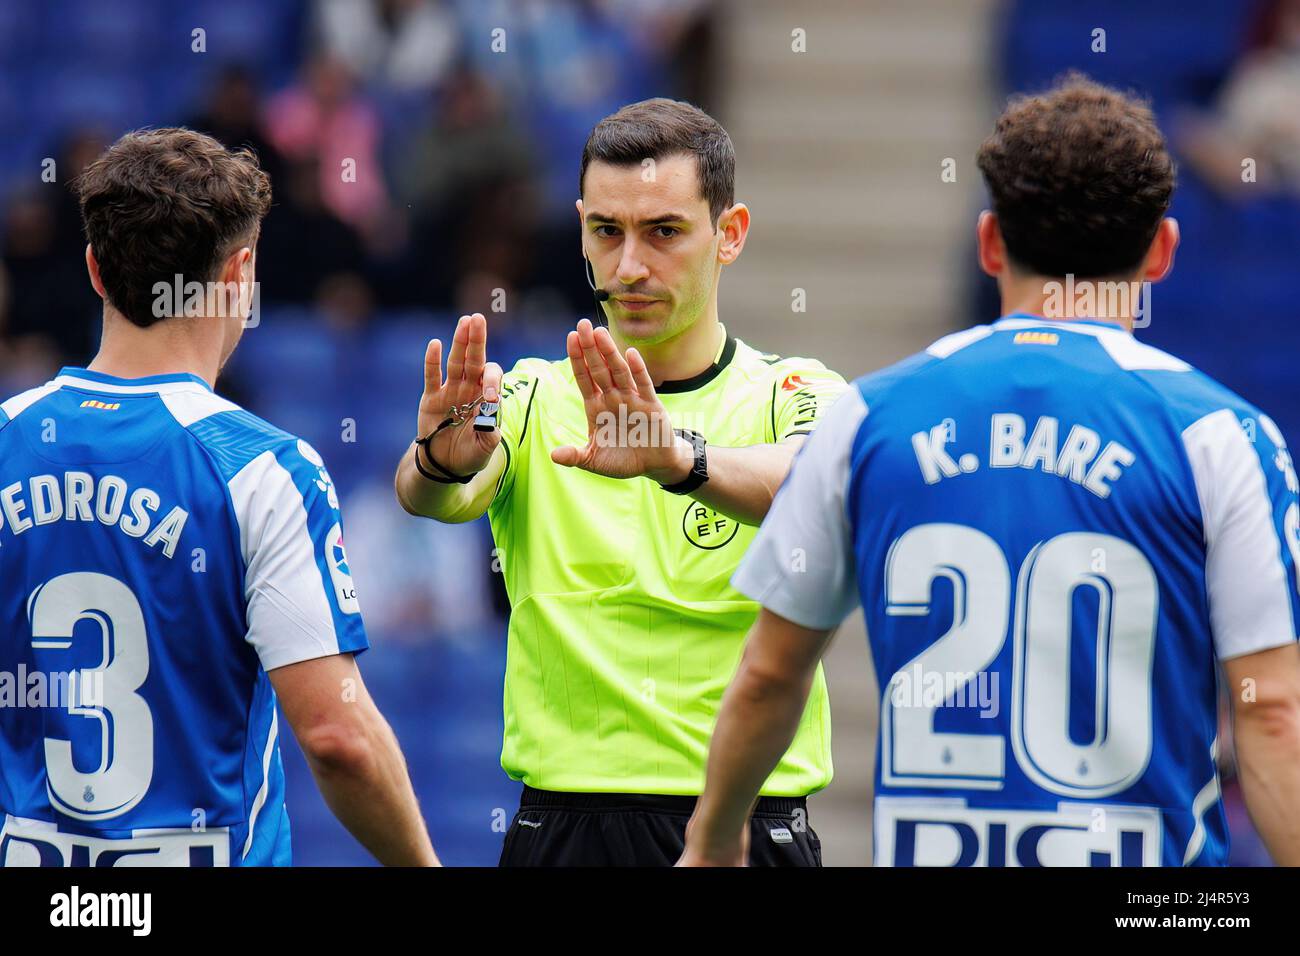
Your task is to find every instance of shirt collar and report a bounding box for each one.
[55,367,214,394]
[656,325,737,395]
[995,312,1130,334]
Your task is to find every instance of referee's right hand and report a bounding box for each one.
[418,312,503,478]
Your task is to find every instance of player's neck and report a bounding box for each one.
[612,309,725,386]
[1000,275,1138,333]
[87,311,222,387]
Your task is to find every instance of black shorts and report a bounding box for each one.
[498,785,822,867]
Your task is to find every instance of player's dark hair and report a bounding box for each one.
[75,127,272,329]
[581,98,735,226]
[976,72,1176,279]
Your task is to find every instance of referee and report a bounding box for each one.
[395,99,847,866]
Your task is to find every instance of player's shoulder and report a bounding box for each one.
[1130,360,1269,435]
[179,396,327,485]
[1054,321,1274,434]
[849,345,944,408]
[0,379,64,431]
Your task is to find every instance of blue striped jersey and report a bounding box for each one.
[0,368,367,866]
[734,314,1300,866]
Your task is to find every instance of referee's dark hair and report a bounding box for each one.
[976,71,1175,280]
[581,98,735,227]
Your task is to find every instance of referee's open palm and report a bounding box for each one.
[418,312,503,477]
[552,319,679,480]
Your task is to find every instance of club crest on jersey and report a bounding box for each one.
[682,502,738,550]
[325,522,360,614]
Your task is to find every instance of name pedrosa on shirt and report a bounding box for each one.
[0,471,188,557]
[911,413,1135,499]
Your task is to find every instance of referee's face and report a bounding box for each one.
[578,154,724,346]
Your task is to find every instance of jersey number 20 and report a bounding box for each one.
[883,525,1157,798]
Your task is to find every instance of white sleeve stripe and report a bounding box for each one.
[161,389,241,427]
[229,450,275,568]
[1093,328,1191,371]
[242,708,278,859]
[0,383,60,421]
[229,451,343,669]
[1183,739,1221,865]
[925,325,994,359]
[1183,408,1297,659]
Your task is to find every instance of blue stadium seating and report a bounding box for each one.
[998,0,1300,448]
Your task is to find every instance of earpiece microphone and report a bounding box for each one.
[585,257,610,302]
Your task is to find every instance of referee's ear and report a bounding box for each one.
[716,203,750,265]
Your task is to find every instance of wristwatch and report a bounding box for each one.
[659,428,709,495]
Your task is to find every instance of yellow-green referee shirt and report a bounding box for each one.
[488,326,847,796]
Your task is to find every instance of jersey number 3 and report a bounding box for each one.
[30,572,155,821]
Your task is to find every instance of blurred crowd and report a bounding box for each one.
[0,0,720,392]
[991,0,1300,458]
[1175,0,1300,196]
[0,0,722,656]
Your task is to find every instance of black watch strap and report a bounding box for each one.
[659,428,708,495]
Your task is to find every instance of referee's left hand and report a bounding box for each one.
[551,318,693,483]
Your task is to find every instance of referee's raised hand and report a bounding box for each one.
[551,318,689,482]
[417,312,503,478]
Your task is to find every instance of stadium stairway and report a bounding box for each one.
[716,0,1000,864]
